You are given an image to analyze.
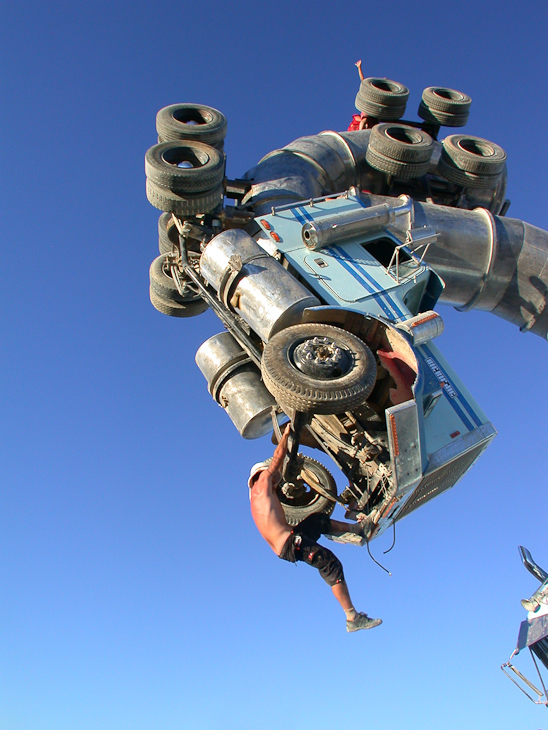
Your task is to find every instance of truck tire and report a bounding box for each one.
[149,254,204,306]
[156,104,227,149]
[261,324,377,416]
[366,144,431,178]
[417,87,471,128]
[259,454,337,526]
[149,286,208,318]
[418,101,469,127]
[368,123,433,163]
[158,212,179,254]
[421,87,471,114]
[440,134,506,175]
[158,213,204,256]
[438,135,506,188]
[146,178,223,216]
[355,77,408,120]
[145,141,225,193]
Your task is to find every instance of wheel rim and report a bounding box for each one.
[291,336,353,379]
[431,88,466,102]
[280,479,308,502]
[172,108,213,126]
[161,146,210,169]
[279,479,320,509]
[384,125,424,146]
[158,257,200,301]
[456,137,496,159]
[371,79,403,94]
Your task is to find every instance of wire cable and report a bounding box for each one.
[383,521,396,554]
[367,540,392,576]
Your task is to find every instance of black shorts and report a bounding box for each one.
[278,513,344,587]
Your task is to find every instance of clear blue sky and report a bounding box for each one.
[1,1,547,728]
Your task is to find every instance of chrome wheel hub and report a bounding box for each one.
[293,336,352,378]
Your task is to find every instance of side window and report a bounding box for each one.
[361,237,412,269]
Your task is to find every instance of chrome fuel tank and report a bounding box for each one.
[200,229,319,341]
[195,331,282,439]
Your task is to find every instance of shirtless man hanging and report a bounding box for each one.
[248,425,382,633]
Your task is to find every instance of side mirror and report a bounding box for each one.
[519,546,548,583]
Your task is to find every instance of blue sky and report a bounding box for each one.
[1,1,547,728]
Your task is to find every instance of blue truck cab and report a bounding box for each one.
[240,189,495,540]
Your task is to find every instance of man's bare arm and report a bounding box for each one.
[267,424,290,483]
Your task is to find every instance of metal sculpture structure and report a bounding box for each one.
[144,78,548,543]
[502,547,548,706]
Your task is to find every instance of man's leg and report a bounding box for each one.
[332,580,382,632]
[328,518,363,536]
[291,518,381,632]
[332,579,355,611]
[320,533,382,633]
[295,514,362,542]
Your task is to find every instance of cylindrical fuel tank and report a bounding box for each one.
[200,229,320,341]
[195,331,283,439]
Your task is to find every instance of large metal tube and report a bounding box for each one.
[242,131,366,212]
[410,201,548,338]
[242,131,548,339]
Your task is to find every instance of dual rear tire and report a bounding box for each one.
[149,254,208,318]
[438,134,507,188]
[146,104,228,217]
[418,87,471,128]
[156,103,227,150]
[145,140,225,216]
[259,453,338,526]
[355,77,409,121]
[366,123,433,178]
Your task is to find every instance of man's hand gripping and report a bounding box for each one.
[267,424,291,486]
